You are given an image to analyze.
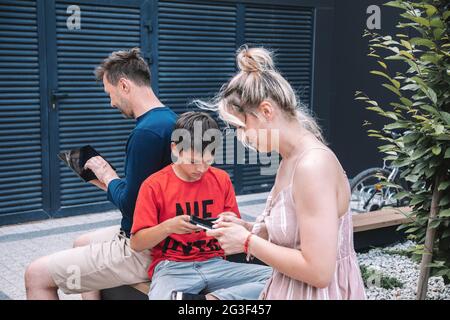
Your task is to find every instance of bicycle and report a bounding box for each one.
[350,133,410,214]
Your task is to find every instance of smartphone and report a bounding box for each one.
[189,216,218,231]
[58,145,116,182]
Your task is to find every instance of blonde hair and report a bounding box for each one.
[195,45,325,143]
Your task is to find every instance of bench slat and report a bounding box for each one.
[131,282,150,295]
[352,207,413,232]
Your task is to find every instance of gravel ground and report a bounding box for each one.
[357,240,450,300]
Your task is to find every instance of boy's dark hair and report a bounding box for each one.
[173,112,221,155]
[95,47,150,87]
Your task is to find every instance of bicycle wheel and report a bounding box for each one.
[350,168,405,214]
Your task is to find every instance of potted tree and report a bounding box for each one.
[355,0,449,299]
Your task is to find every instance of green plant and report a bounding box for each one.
[360,265,404,290]
[355,0,450,299]
[381,247,415,258]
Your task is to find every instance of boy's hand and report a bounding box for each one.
[163,215,203,235]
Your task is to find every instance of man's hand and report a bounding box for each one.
[162,215,203,235]
[84,156,119,189]
[89,179,107,191]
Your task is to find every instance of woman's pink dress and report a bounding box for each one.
[253,148,366,300]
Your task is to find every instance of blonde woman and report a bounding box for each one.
[204,46,366,300]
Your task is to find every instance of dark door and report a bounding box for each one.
[0,0,50,224]
[46,0,149,217]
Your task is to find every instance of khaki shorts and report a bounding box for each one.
[46,225,151,294]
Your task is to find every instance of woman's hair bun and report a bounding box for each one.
[236,45,275,73]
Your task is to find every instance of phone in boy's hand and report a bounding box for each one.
[189,216,218,231]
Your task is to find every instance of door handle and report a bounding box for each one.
[51,90,69,109]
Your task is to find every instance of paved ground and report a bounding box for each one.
[0,192,268,300]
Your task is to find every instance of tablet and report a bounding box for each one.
[58,145,116,182]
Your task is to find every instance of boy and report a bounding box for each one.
[130,112,271,300]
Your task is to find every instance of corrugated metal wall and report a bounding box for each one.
[156,0,315,194]
[157,0,238,183]
[0,0,325,225]
[240,4,314,193]
[0,0,45,218]
[55,1,140,209]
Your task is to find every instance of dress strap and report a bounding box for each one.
[289,147,331,185]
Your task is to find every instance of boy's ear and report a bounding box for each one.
[171,142,179,157]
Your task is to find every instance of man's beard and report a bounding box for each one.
[118,108,133,119]
[115,100,134,119]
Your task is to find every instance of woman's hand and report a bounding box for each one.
[216,212,253,231]
[207,221,251,255]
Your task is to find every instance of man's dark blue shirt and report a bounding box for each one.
[107,106,177,237]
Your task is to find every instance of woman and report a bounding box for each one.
[204,45,366,300]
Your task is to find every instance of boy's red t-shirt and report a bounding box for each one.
[131,164,240,279]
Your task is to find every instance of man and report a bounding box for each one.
[25,48,177,300]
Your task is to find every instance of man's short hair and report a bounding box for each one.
[173,112,221,155]
[95,47,150,87]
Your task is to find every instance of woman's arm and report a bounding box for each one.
[210,152,340,288]
[249,153,340,288]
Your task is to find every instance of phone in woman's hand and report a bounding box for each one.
[189,216,218,230]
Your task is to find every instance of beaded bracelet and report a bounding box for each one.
[244,233,253,254]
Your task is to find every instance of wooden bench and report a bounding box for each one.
[352,207,414,251]
[100,282,150,300]
[101,208,414,299]
[352,207,413,232]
